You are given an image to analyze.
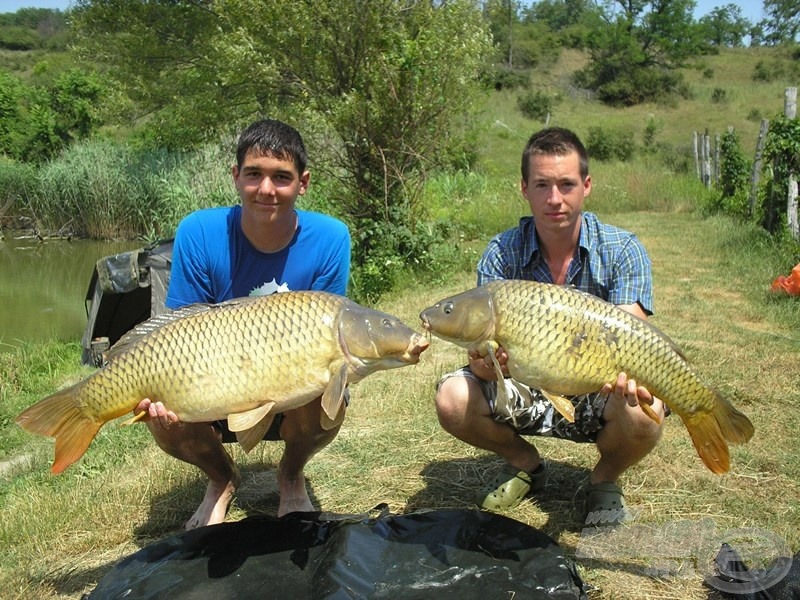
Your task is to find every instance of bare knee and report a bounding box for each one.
[147,421,221,459]
[435,376,485,434]
[602,397,665,444]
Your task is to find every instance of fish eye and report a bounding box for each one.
[443,302,454,315]
[382,318,393,328]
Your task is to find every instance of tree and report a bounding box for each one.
[761,0,800,44]
[0,70,24,155]
[50,68,105,142]
[575,0,708,105]
[521,0,605,48]
[71,0,492,295]
[698,4,751,47]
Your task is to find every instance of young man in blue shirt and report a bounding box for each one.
[434,127,666,525]
[137,119,351,529]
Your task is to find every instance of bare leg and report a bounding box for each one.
[435,376,540,473]
[591,397,665,485]
[276,396,341,517]
[147,420,241,530]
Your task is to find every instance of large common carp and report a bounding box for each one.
[419,279,754,474]
[18,291,429,474]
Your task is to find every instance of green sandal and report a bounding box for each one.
[477,462,547,511]
[584,482,636,527]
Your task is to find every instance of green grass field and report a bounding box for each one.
[1,46,799,599]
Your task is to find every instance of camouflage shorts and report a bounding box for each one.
[437,367,607,443]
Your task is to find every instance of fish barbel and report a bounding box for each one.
[17,291,429,474]
[419,279,754,474]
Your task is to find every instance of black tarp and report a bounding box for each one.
[85,508,588,600]
[706,543,800,599]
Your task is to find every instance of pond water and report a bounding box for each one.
[0,233,139,352]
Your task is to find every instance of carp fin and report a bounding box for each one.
[120,410,148,426]
[321,362,348,430]
[107,297,264,361]
[486,341,519,428]
[540,390,576,423]
[236,411,277,454]
[227,402,276,432]
[639,400,662,424]
[16,383,103,474]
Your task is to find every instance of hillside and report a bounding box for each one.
[478,45,798,180]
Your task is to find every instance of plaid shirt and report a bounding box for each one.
[476,212,653,314]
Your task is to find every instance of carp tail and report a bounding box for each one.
[16,383,103,474]
[681,390,755,475]
[682,410,731,474]
[713,392,755,445]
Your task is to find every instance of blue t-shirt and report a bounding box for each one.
[166,206,351,309]
[477,212,653,314]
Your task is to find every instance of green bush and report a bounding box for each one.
[752,60,783,82]
[711,88,728,104]
[0,25,40,51]
[516,90,554,121]
[586,126,636,162]
[481,65,530,91]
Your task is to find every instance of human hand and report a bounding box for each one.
[134,398,179,429]
[468,345,509,380]
[600,372,653,408]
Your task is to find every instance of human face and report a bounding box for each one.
[521,151,591,236]
[232,151,309,227]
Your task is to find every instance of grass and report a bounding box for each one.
[2,204,799,600]
[2,46,800,599]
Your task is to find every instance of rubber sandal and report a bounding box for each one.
[477,462,547,511]
[583,482,635,527]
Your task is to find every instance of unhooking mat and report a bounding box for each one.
[85,507,588,599]
[706,542,800,599]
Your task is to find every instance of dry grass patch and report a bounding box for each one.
[2,213,798,599]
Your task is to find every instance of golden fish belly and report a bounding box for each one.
[490,279,717,414]
[78,292,345,423]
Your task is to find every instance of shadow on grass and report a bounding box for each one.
[55,461,324,597]
[406,454,593,528]
[406,454,713,584]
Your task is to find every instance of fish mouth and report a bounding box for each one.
[419,314,432,332]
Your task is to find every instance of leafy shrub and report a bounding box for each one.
[586,126,636,162]
[481,65,530,91]
[711,88,728,104]
[0,25,39,50]
[642,116,662,154]
[516,90,554,121]
[714,129,751,219]
[752,60,784,82]
[575,63,689,107]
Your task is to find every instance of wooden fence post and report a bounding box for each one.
[693,131,700,180]
[703,130,712,188]
[785,87,798,240]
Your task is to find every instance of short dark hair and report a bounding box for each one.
[236,119,308,173]
[521,127,589,182]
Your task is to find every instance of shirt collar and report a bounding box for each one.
[520,213,593,267]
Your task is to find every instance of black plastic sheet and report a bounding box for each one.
[706,543,800,599]
[86,508,588,599]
